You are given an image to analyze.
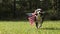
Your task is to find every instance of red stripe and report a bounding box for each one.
[28,15,35,25]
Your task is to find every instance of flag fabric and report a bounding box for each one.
[28,13,36,26]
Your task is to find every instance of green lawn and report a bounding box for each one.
[0,21,60,34]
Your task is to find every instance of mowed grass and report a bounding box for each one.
[0,21,60,34]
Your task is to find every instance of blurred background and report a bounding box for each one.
[0,0,60,21]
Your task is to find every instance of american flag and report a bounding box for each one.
[28,13,36,26]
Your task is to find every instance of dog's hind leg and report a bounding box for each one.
[39,17,44,28]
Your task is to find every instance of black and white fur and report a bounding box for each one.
[35,9,45,29]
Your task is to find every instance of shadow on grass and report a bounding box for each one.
[40,28,60,30]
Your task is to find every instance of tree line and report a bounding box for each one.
[0,0,60,20]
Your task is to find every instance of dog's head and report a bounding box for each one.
[35,9,42,15]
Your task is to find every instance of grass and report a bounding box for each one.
[0,21,60,34]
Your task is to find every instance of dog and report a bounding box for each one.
[34,9,45,28]
[27,8,45,28]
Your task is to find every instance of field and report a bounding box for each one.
[0,21,60,34]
